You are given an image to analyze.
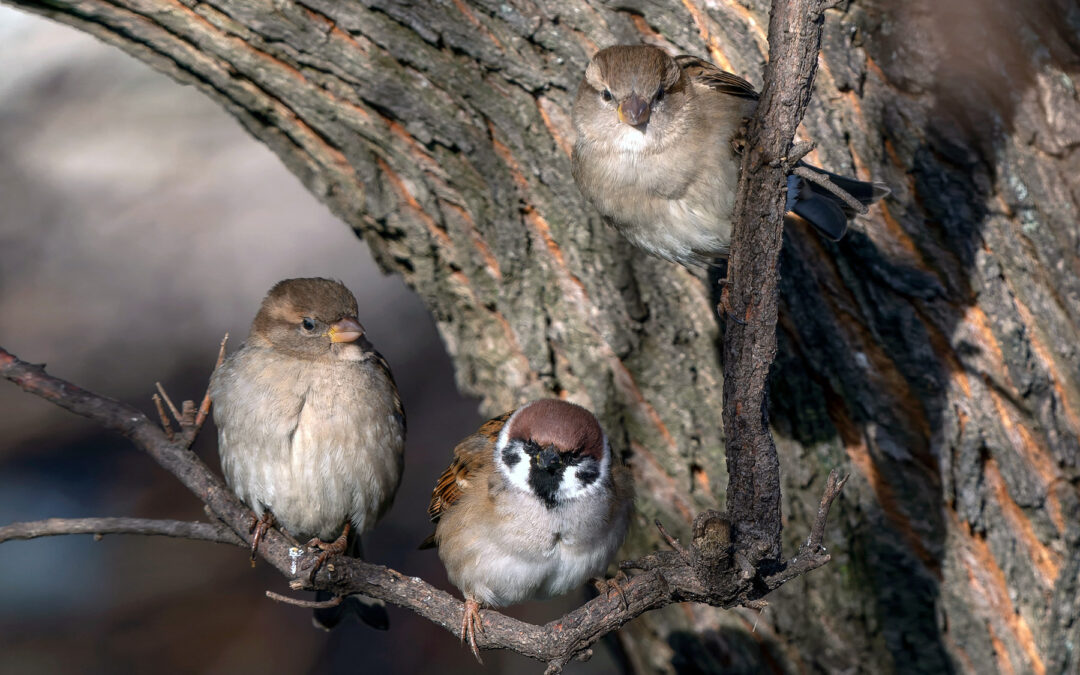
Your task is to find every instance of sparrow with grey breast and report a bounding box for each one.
[572,44,889,268]
[210,277,405,630]
[422,399,634,661]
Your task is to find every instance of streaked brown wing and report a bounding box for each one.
[675,55,759,100]
[425,410,513,524]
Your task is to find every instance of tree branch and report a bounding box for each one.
[0,341,844,671]
[722,0,835,565]
[1,0,845,669]
[0,517,243,546]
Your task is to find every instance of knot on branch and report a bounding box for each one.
[624,469,849,610]
[690,510,733,586]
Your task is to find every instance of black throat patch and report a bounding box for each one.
[528,463,567,509]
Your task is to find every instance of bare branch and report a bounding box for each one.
[0,344,845,669]
[155,381,182,425]
[194,333,228,430]
[152,393,175,441]
[722,0,835,565]
[793,166,869,215]
[0,517,243,546]
[266,590,342,609]
[809,469,849,549]
[0,0,844,668]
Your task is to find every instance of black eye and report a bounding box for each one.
[301,317,316,332]
[601,89,613,102]
[655,87,665,102]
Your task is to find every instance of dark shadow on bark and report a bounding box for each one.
[700,0,1080,669]
[667,627,786,675]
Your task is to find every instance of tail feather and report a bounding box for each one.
[786,164,890,241]
[313,591,390,631]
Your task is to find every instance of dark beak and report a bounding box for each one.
[328,316,365,343]
[535,447,559,471]
[618,93,650,127]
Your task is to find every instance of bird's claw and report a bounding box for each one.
[305,522,351,583]
[461,598,485,663]
[249,512,275,566]
[593,571,630,610]
[717,280,746,325]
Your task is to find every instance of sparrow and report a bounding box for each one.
[421,399,634,661]
[571,44,889,267]
[209,277,405,630]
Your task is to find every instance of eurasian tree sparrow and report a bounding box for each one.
[422,399,634,660]
[572,44,889,267]
[210,277,405,630]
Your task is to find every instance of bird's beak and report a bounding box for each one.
[535,447,560,471]
[617,93,650,127]
[327,317,365,343]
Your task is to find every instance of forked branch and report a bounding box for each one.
[0,0,846,670]
[0,343,845,673]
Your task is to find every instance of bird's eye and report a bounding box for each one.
[301,317,316,332]
[601,89,613,102]
[655,87,665,102]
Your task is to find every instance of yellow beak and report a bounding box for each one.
[328,316,364,343]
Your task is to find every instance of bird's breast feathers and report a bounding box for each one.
[438,478,626,607]
[211,347,404,540]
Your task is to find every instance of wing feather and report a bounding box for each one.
[675,55,759,100]
[424,411,512,525]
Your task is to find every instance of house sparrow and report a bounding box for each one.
[572,44,889,267]
[422,399,634,661]
[210,277,405,630]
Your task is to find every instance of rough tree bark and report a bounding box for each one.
[4,0,1078,673]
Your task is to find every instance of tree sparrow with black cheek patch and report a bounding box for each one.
[422,399,634,661]
[210,277,405,630]
[572,44,889,268]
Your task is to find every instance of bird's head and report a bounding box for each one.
[575,44,684,138]
[494,399,611,508]
[250,277,367,360]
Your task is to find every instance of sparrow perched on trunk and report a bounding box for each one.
[422,399,634,661]
[572,44,889,267]
[210,277,405,630]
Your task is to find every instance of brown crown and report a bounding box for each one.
[508,399,605,460]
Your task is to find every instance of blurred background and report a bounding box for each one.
[0,8,617,673]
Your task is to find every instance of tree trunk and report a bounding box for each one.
[7,0,1078,672]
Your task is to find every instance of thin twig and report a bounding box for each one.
[266,590,342,609]
[194,333,228,430]
[808,469,849,549]
[793,165,869,214]
[155,381,182,424]
[153,393,175,441]
[655,519,691,563]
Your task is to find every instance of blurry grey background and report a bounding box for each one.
[0,8,615,673]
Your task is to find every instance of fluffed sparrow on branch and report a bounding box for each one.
[422,399,634,661]
[210,277,405,630]
[572,44,889,267]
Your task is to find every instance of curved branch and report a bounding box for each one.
[0,0,845,669]
[0,341,844,671]
[722,0,834,563]
[0,517,243,546]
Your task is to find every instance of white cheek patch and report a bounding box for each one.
[556,436,612,503]
[494,414,532,494]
